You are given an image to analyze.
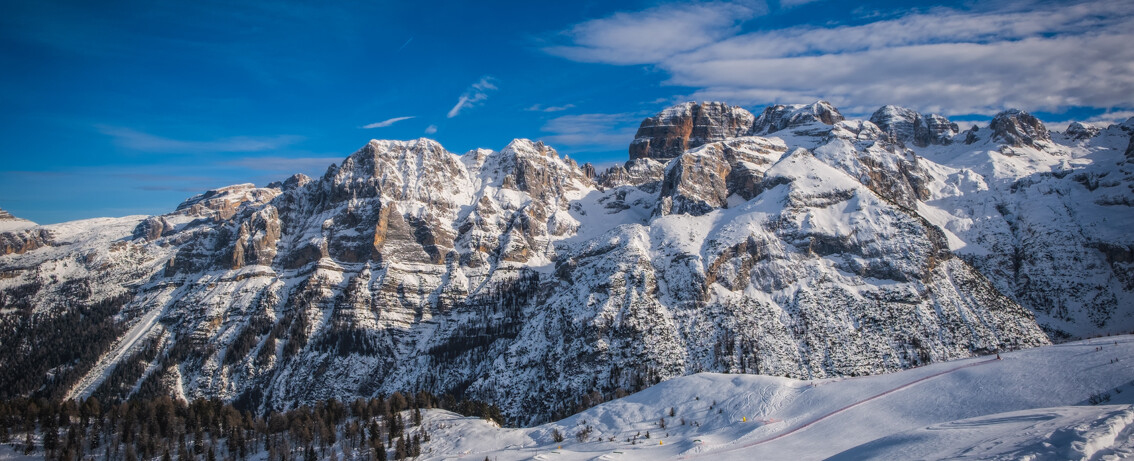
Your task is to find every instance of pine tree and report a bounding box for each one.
[394,436,407,460]
[23,431,34,455]
[43,424,58,456]
[179,436,191,461]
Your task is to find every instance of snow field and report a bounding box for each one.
[413,335,1134,460]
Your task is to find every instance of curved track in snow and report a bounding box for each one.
[684,357,1001,458]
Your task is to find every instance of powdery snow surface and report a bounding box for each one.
[417,336,1134,460]
[0,220,35,233]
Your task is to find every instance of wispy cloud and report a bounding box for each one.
[547,0,1134,115]
[779,0,824,8]
[447,76,498,118]
[525,103,576,112]
[424,125,438,135]
[97,125,302,153]
[539,112,644,152]
[362,116,415,128]
[396,37,413,52]
[222,156,341,172]
[135,185,211,192]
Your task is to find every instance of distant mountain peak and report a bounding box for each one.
[750,100,844,135]
[869,105,959,147]
[990,109,1051,148]
[0,207,36,233]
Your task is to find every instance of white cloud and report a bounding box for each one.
[539,112,644,152]
[544,2,764,65]
[447,76,498,118]
[548,0,1134,115]
[96,125,302,153]
[424,124,438,135]
[362,116,414,128]
[1088,110,1134,125]
[525,103,576,112]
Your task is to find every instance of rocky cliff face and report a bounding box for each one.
[628,102,755,161]
[1064,122,1101,140]
[0,209,47,255]
[2,102,1131,425]
[870,105,959,147]
[990,109,1051,148]
[751,100,844,135]
[1121,119,1134,160]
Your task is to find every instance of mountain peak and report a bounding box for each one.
[502,138,558,158]
[869,105,959,147]
[751,100,844,135]
[990,109,1051,148]
[0,207,36,233]
[629,101,755,161]
[266,173,311,191]
[174,183,281,220]
[1063,122,1100,140]
[0,208,19,221]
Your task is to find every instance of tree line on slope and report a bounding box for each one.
[0,390,503,461]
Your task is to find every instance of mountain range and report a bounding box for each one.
[1,100,1131,424]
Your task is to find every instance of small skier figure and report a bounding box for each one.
[996,352,1001,360]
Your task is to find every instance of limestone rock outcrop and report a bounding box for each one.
[629,102,755,161]
[869,105,959,147]
[990,109,1051,148]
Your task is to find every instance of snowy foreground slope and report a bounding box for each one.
[1,101,1132,424]
[416,335,1134,460]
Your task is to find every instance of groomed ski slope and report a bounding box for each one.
[64,304,163,401]
[414,335,1134,460]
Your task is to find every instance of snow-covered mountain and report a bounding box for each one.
[1,101,1131,424]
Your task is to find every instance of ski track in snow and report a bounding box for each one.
[411,336,1134,460]
[65,305,163,401]
[681,357,1000,458]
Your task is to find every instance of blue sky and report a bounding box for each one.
[2,0,1132,223]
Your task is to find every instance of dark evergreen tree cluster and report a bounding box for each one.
[0,389,501,460]
[0,289,133,400]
